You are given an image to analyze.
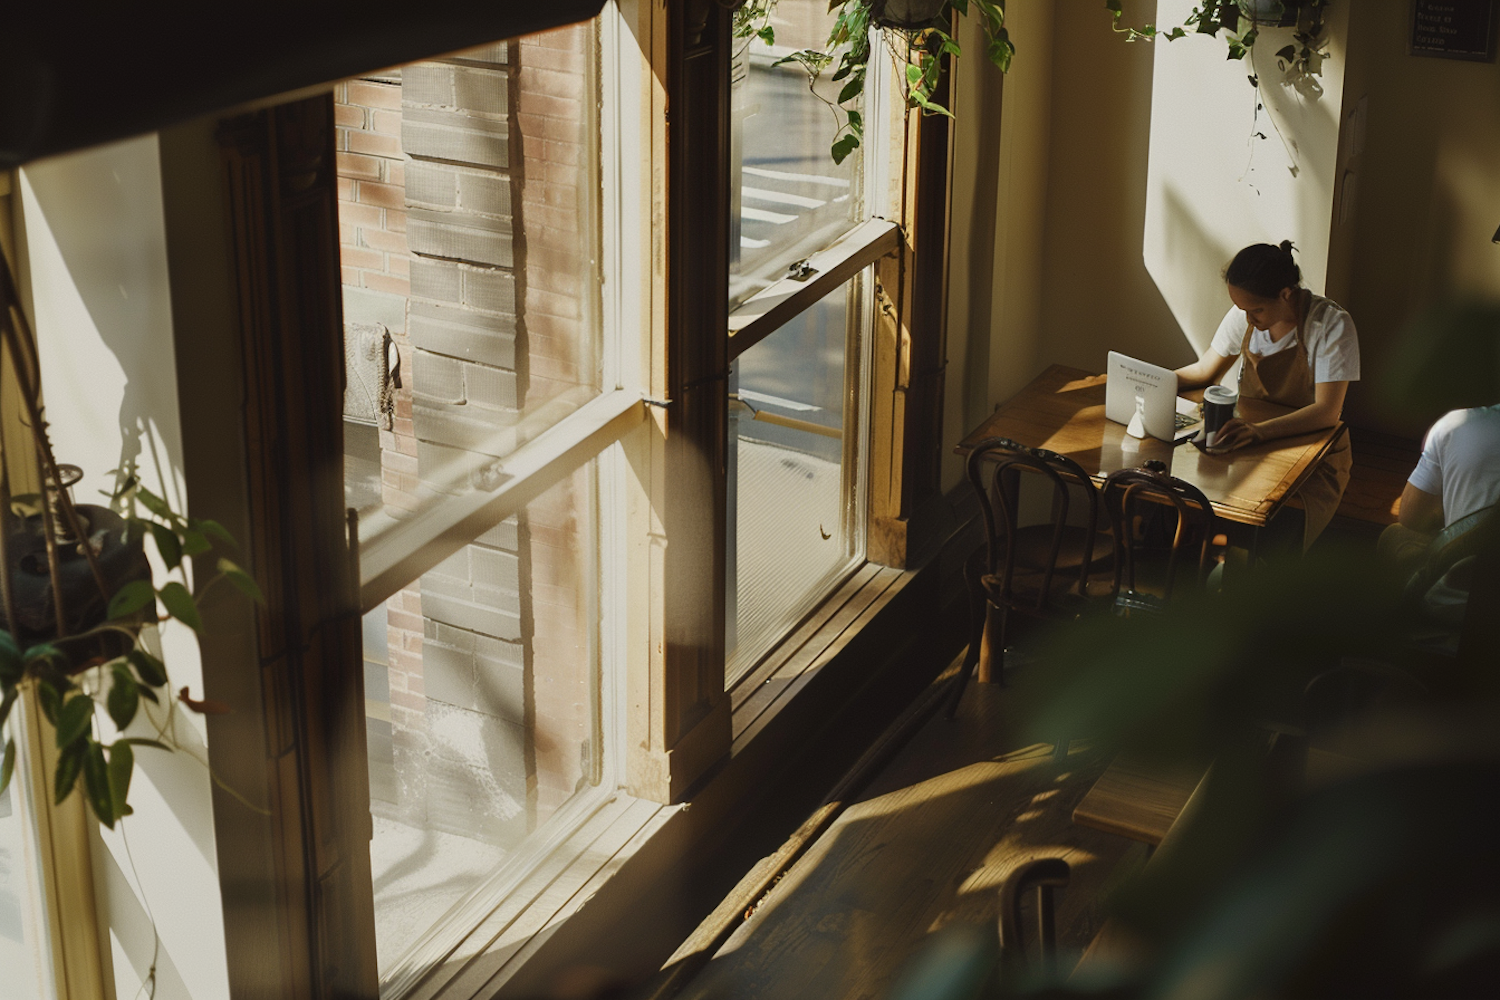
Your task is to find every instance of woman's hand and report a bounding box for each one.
[1213,417,1264,451]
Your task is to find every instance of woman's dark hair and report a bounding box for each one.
[1224,240,1301,299]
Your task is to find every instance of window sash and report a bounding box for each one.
[728,218,899,361]
[358,390,645,613]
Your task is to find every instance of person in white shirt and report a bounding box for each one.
[1175,241,1359,549]
[1380,404,1500,570]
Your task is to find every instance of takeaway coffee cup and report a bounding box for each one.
[1202,385,1238,448]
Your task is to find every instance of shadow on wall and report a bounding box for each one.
[1149,183,1234,359]
[21,136,185,505]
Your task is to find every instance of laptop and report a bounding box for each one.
[1104,351,1203,443]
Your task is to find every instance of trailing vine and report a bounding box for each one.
[1105,1,1330,84]
[734,1,1015,165]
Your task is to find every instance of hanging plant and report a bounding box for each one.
[1105,1,1330,82]
[0,250,262,828]
[733,0,1015,165]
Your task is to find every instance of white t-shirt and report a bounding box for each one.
[1408,404,1500,527]
[1209,293,1361,384]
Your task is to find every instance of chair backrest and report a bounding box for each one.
[1403,503,1495,604]
[965,436,1102,612]
[1102,465,1216,601]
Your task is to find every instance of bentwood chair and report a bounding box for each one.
[948,438,1112,717]
[998,857,1072,980]
[1101,464,1219,613]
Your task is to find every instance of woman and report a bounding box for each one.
[1175,241,1358,549]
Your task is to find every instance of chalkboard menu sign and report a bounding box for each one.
[1411,0,1497,61]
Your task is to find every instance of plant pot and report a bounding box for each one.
[871,0,950,30]
[1236,0,1302,28]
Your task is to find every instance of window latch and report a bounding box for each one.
[787,259,818,282]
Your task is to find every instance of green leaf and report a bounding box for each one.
[108,580,157,621]
[83,741,113,828]
[757,25,774,46]
[108,663,140,732]
[23,643,63,667]
[108,741,134,821]
[124,737,171,752]
[0,632,20,684]
[0,688,16,731]
[37,682,60,725]
[134,486,174,521]
[55,695,94,749]
[988,36,1015,73]
[158,582,202,631]
[218,559,265,604]
[906,62,924,87]
[1166,27,1187,40]
[838,75,863,106]
[54,742,84,805]
[846,109,863,135]
[1276,43,1296,61]
[831,133,861,165]
[193,518,235,546]
[0,738,14,796]
[181,528,211,558]
[149,521,182,570]
[126,649,168,688]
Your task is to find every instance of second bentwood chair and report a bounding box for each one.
[1100,463,1218,612]
[947,438,1112,717]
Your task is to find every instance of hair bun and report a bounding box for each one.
[1279,239,1296,255]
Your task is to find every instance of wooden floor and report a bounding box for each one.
[1335,427,1421,527]
[678,672,1145,1000]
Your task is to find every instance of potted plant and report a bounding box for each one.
[733,0,1015,165]
[0,249,260,828]
[1107,0,1330,79]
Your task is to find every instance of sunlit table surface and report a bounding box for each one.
[956,365,1347,529]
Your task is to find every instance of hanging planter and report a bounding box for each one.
[1236,0,1304,28]
[869,0,950,30]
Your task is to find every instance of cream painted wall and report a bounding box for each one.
[1144,0,1348,360]
[1329,1,1500,434]
[20,137,231,1000]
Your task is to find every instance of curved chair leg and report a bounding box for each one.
[999,857,1071,979]
[978,602,1008,687]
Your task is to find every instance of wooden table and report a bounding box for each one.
[1071,753,1206,847]
[957,365,1347,530]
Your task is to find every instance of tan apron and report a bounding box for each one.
[1237,291,1351,549]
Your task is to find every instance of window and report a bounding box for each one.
[336,15,645,993]
[725,0,896,682]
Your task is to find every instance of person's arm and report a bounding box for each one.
[1213,380,1348,450]
[1175,349,1236,390]
[1397,482,1444,534]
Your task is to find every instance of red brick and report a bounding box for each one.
[393,396,413,418]
[517,67,585,102]
[390,690,427,712]
[333,81,349,103]
[336,176,354,202]
[338,201,383,228]
[386,161,406,187]
[518,94,581,123]
[519,45,585,74]
[347,79,403,110]
[348,130,402,158]
[364,273,411,296]
[542,141,583,167]
[392,416,416,438]
[406,675,425,696]
[341,266,360,287]
[526,266,585,298]
[387,254,410,278]
[516,110,581,145]
[386,210,408,233]
[384,451,418,475]
[340,245,384,271]
[371,109,404,137]
[334,104,365,129]
[361,227,409,255]
[544,182,579,211]
[388,610,425,633]
[336,151,382,181]
[357,180,406,210]
[535,24,586,50]
[522,205,580,234]
[530,356,583,385]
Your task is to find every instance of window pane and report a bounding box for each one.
[364,459,602,983]
[727,273,868,681]
[731,0,864,309]
[337,26,602,551]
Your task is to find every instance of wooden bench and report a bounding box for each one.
[1071,753,1205,848]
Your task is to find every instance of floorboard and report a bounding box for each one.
[678,671,1144,1000]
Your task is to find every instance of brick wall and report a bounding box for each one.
[339,24,599,848]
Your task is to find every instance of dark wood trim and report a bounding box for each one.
[659,0,733,796]
[216,96,378,999]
